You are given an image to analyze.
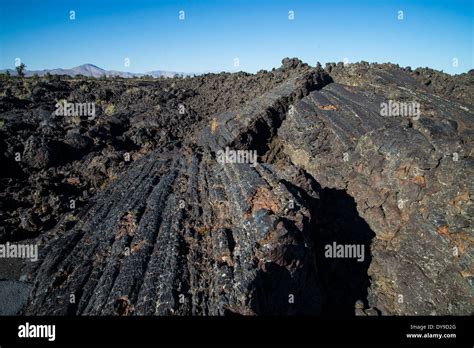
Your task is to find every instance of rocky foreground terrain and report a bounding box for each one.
[0,58,472,316]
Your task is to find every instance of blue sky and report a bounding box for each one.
[0,0,472,74]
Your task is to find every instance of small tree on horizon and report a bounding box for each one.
[16,63,26,79]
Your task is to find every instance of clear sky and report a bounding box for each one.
[0,0,472,74]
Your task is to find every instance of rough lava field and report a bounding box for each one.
[0,58,473,316]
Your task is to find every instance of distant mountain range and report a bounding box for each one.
[0,64,193,78]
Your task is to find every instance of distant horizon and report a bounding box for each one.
[1,59,472,76]
[0,62,211,74]
[1,0,472,75]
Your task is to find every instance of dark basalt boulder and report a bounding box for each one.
[22,135,60,169]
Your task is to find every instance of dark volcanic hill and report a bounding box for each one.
[0,58,472,316]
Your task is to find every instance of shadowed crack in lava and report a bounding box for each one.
[260,176,375,316]
[314,187,375,316]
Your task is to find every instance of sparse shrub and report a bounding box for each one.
[79,83,89,92]
[44,73,60,82]
[104,104,115,116]
[16,63,26,79]
[67,115,82,126]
